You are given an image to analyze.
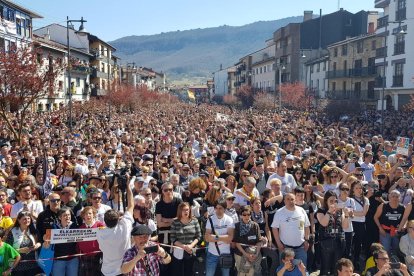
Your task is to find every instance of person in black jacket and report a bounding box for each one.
[36,193,61,243]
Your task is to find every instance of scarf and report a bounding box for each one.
[240,220,253,236]
[251,211,264,224]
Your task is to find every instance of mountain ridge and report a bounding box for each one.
[109,16,304,81]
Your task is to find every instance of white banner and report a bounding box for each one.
[216,113,229,122]
[50,228,98,244]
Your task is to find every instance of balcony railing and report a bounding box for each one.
[91,68,112,79]
[392,75,403,87]
[375,0,389,8]
[327,67,377,79]
[376,47,387,58]
[326,90,379,101]
[91,87,107,96]
[394,42,405,55]
[70,64,90,75]
[377,15,389,29]
[396,7,406,21]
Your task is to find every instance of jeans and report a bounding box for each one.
[320,238,343,276]
[344,232,353,259]
[172,255,195,276]
[205,251,230,276]
[52,258,79,276]
[380,232,400,256]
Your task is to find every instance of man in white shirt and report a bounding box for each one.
[97,176,134,276]
[205,201,235,276]
[11,182,43,220]
[266,161,297,193]
[272,193,310,266]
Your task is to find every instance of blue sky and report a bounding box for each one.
[14,0,377,41]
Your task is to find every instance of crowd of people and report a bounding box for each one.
[0,102,414,276]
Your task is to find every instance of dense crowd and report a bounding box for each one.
[0,102,414,276]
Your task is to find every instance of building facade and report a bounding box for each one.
[375,0,412,110]
[89,35,117,96]
[304,54,329,107]
[326,34,381,109]
[251,40,276,93]
[0,0,41,50]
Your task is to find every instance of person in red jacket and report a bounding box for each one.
[77,206,104,276]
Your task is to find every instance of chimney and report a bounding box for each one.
[303,11,313,22]
[368,22,375,34]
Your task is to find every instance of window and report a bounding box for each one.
[357,41,363,53]
[332,82,336,91]
[6,8,15,22]
[259,67,262,74]
[396,0,406,20]
[343,60,347,73]
[263,66,267,73]
[395,63,404,76]
[394,34,405,55]
[371,40,377,50]
[16,18,21,35]
[342,45,348,56]
[334,47,338,57]
[58,81,63,91]
[317,79,319,89]
[76,78,81,87]
[323,61,326,71]
[342,81,346,91]
[317,63,320,72]
[333,62,337,72]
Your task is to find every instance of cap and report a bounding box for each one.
[131,225,152,236]
[286,154,295,161]
[224,193,236,200]
[89,176,102,182]
[135,177,145,183]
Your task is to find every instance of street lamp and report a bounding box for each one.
[66,16,87,132]
[275,63,286,109]
[380,20,407,135]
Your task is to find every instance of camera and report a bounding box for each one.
[144,245,159,254]
[390,262,401,269]
[114,167,130,192]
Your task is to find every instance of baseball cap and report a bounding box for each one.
[131,225,152,236]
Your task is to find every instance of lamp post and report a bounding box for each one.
[380,20,406,135]
[66,16,87,132]
[275,63,286,109]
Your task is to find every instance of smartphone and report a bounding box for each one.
[390,262,401,269]
[144,245,159,254]
[292,259,301,266]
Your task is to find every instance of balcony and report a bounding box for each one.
[91,68,111,79]
[350,67,377,77]
[376,47,387,58]
[392,75,403,87]
[326,90,379,101]
[70,64,90,75]
[394,42,405,55]
[377,15,389,29]
[326,70,350,79]
[375,0,390,8]
[396,8,406,21]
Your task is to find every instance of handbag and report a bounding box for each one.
[37,244,55,276]
[208,217,233,269]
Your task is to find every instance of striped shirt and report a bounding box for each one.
[170,217,202,245]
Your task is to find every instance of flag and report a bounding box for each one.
[42,153,53,197]
[187,90,195,100]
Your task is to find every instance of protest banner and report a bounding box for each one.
[48,228,99,244]
[216,113,229,122]
[396,136,410,156]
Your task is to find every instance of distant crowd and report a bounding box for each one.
[0,103,414,276]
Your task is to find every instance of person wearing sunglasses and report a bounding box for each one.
[374,189,405,256]
[36,193,62,243]
[89,190,111,223]
[337,183,355,261]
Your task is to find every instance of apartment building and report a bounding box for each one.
[375,0,412,110]
[0,0,41,49]
[326,34,382,109]
[251,39,276,92]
